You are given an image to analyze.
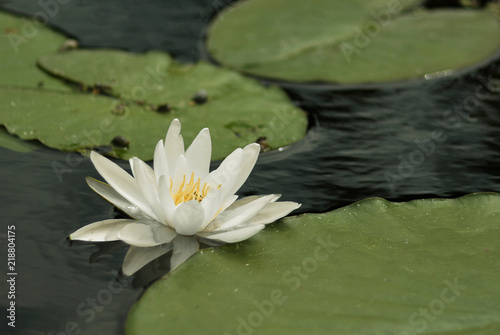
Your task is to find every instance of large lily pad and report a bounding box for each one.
[207,0,500,83]
[126,193,500,334]
[0,11,70,91]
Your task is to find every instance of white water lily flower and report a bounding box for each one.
[70,119,301,275]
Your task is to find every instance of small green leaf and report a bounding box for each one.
[127,193,500,334]
[207,0,500,83]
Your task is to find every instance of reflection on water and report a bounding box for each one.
[1,0,500,334]
[0,148,143,335]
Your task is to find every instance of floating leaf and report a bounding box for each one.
[37,49,302,108]
[0,82,306,160]
[0,11,70,91]
[127,193,500,334]
[0,14,306,160]
[207,0,500,83]
[38,50,171,97]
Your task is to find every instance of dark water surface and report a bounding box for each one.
[1,0,500,334]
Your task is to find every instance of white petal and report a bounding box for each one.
[199,224,265,243]
[129,157,155,183]
[173,200,205,236]
[158,175,176,228]
[220,195,239,213]
[132,158,166,224]
[128,157,136,176]
[90,151,155,219]
[199,188,225,230]
[117,223,176,247]
[164,118,185,175]
[224,194,280,213]
[150,222,178,243]
[203,148,242,197]
[122,244,173,276]
[213,194,275,231]
[153,139,170,181]
[86,177,153,221]
[226,195,260,208]
[70,219,135,241]
[170,235,199,269]
[131,158,155,187]
[228,143,260,195]
[185,128,211,180]
[246,201,301,225]
[171,154,189,195]
[202,194,239,232]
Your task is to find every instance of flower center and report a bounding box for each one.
[170,172,210,206]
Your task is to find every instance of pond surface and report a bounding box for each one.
[1,0,500,334]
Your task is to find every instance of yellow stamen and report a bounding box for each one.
[170,173,216,206]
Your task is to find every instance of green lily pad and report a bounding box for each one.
[0,13,306,160]
[207,1,500,83]
[0,83,306,160]
[0,11,70,91]
[126,193,500,334]
[38,50,172,98]
[37,49,305,108]
[0,126,39,153]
